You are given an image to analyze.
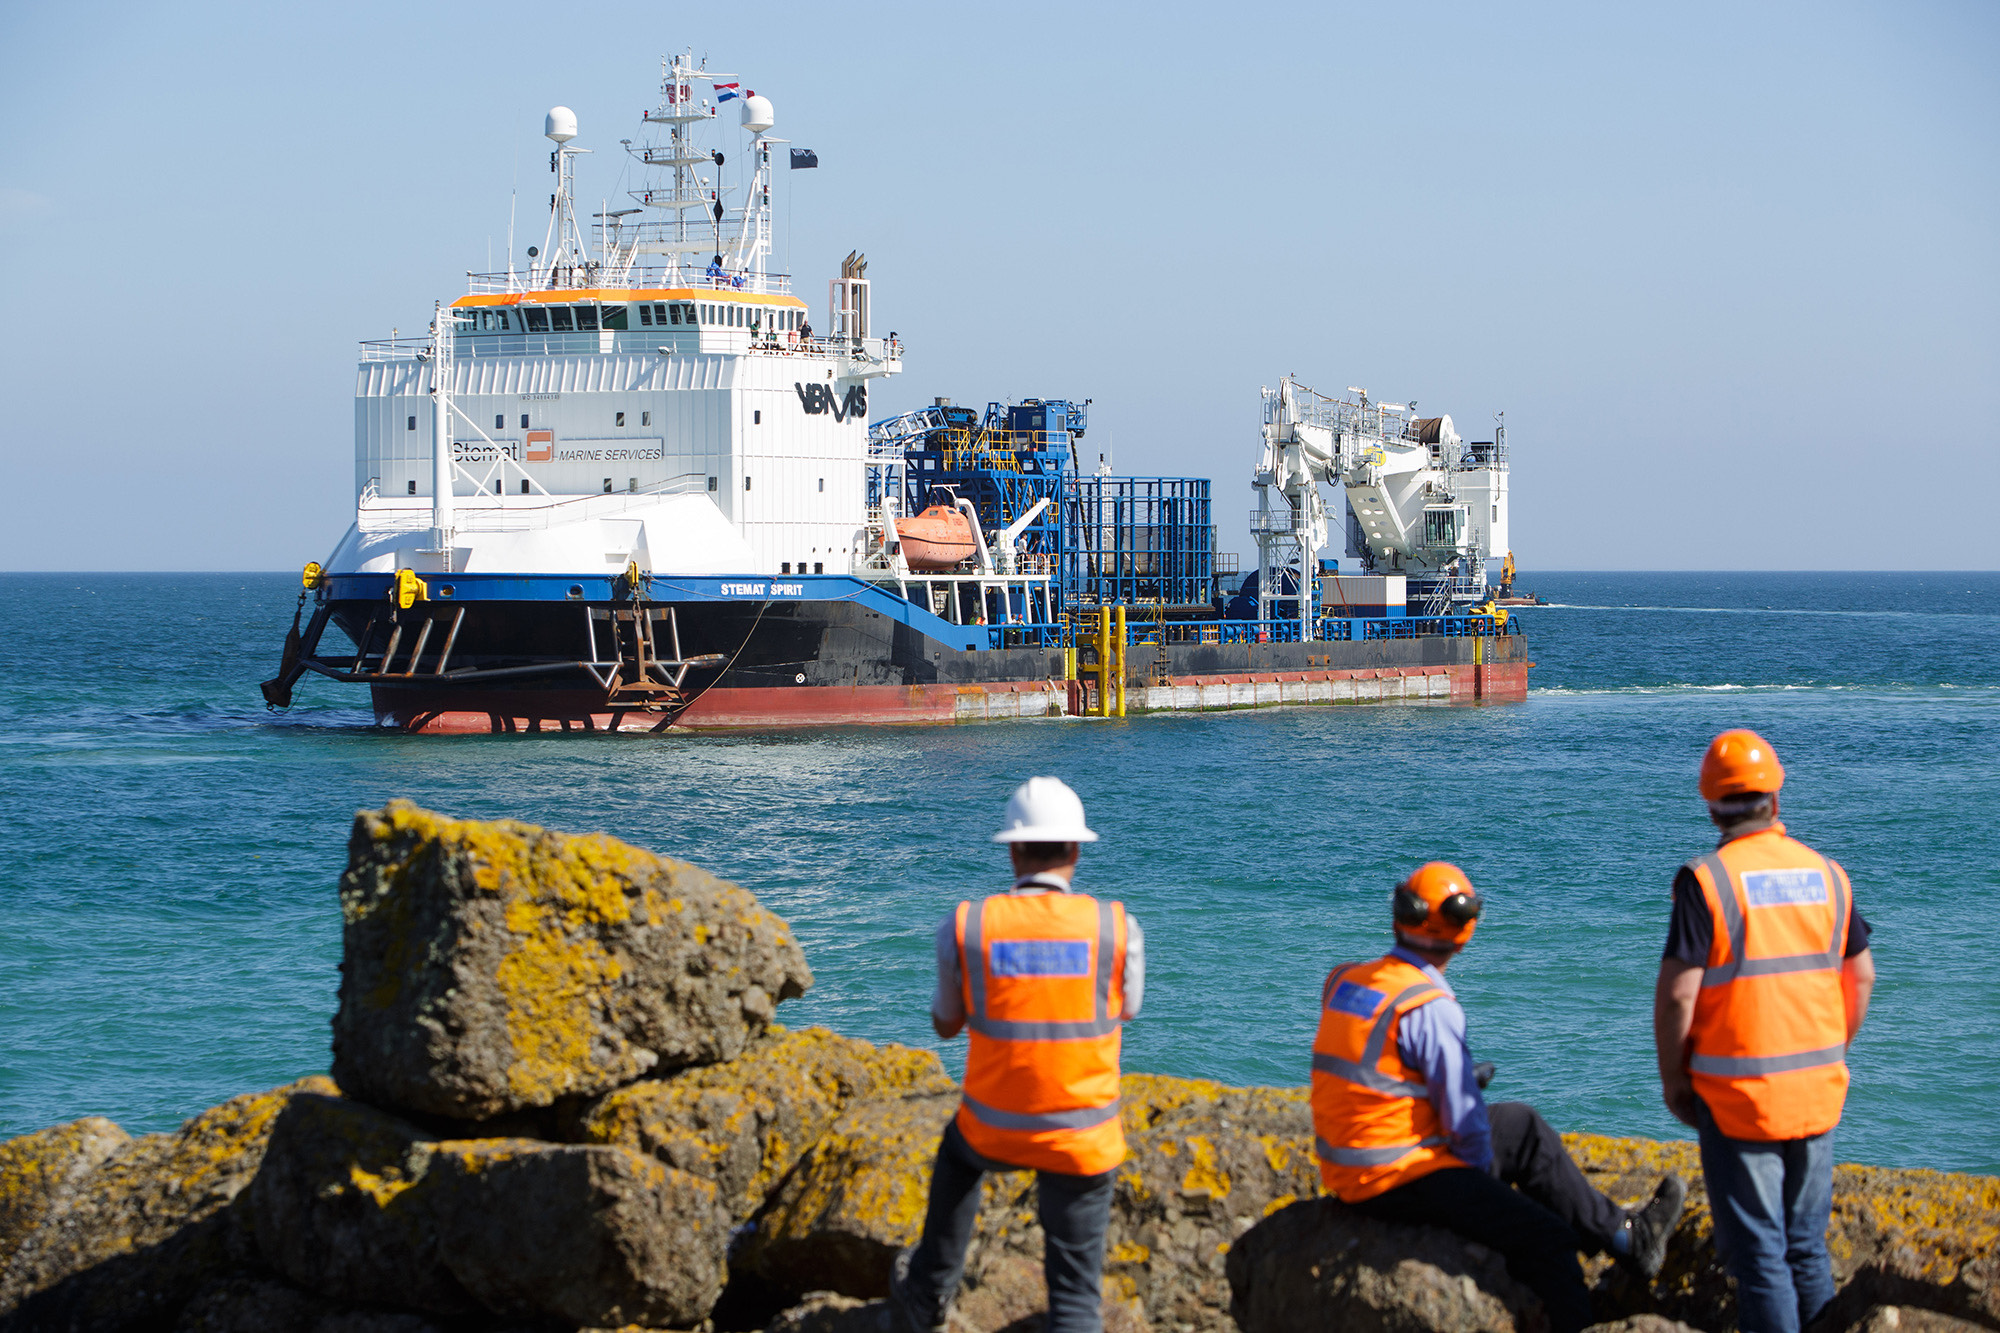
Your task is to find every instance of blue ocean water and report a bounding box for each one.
[0,571,1994,1173]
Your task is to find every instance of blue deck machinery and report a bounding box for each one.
[865,395,1521,712]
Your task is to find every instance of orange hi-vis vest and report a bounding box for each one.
[954,890,1128,1175]
[1684,824,1853,1142]
[1310,954,1468,1202]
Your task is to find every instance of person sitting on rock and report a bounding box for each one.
[1311,862,1688,1333]
[891,777,1141,1333]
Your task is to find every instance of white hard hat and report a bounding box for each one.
[993,776,1099,843]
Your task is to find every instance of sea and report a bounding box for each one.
[1,571,1995,1174]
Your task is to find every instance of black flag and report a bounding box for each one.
[790,148,819,169]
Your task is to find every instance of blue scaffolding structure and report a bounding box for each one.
[866,398,1519,651]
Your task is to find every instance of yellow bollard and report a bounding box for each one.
[1096,606,1111,717]
[1113,606,1126,717]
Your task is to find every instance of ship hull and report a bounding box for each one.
[349,596,1529,732]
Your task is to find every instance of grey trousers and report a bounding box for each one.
[901,1119,1116,1333]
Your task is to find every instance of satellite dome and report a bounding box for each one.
[545,106,578,144]
[740,94,774,135]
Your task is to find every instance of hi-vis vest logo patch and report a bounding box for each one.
[794,382,867,422]
[1328,980,1387,1018]
[1742,868,1829,908]
[989,939,1092,977]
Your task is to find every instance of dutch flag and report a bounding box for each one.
[713,81,740,102]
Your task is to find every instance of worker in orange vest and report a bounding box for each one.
[891,777,1139,1333]
[1655,731,1875,1333]
[1313,862,1687,1333]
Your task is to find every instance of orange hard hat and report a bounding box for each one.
[1699,729,1786,801]
[1392,861,1482,950]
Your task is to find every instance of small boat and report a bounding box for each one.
[895,502,977,571]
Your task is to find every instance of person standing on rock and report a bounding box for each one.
[1311,861,1687,1333]
[891,776,1139,1333]
[1654,730,1876,1333]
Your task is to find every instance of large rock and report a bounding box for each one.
[0,1118,129,1271]
[172,1274,446,1333]
[738,1090,960,1300]
[1566,1134,2000,1332]
[0,1077,334,1333]
[1060,1074,1323,1332]
[760,1253,1151,1333]
[738,1073,1324,1332]
[251,1090,729,1327]
[332,801,814,1121]
[574,1025,955,1222]
[1225,1195,1542,1333]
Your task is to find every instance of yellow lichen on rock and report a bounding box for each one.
[332,802,813,1121]
[737,1090,960,1298]
[0,1076,336,1329]
[577,1026,954,1221]
[0,1116,129,1272]
[1181,1135,1231,1199]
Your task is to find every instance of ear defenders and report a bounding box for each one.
[1393,885,1483,929]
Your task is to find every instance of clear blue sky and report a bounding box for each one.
[2,1,1993,571]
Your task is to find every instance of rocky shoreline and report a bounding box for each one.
[2,803,1994,1333]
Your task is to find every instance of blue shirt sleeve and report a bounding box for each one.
[1396,994,1492,1171]
[931,911,966,1036]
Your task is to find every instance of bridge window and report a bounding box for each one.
[665,304,680,324]
[599,304,627,330]
[814,562,823,574]
[679,303,695,323]
[551,307,574,332]
[781,563,791,574]
[638,304,653,326]
[523,307,549,332]
[576,305,599,331]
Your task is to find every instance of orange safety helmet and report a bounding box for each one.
[1699,729,1786,801]
[1392,862,1483,950]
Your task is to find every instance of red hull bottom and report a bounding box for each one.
[372,662,1528,734]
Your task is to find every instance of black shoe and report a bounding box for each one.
[888,1245,947,1333]
[1620,1174,1688,1279]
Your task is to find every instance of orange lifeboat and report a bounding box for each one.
[894,503,977,571]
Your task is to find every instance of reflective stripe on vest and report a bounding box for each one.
[962,1093,1122,1132]
[1315,1134,1448,1166]
[1688,849,1850,988]
[963,895,1122,1041]
[1688,1043,1849,1078]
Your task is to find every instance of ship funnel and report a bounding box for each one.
[740,93,774,134]
[545,106,578,144]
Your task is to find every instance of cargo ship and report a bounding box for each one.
[260,53,1528,732]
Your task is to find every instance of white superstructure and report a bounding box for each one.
[1253,377,1509,630]
[329,52,901,581]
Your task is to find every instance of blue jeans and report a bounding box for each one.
[902,1119,1115,1333]
[1695,1098,1838,1333]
